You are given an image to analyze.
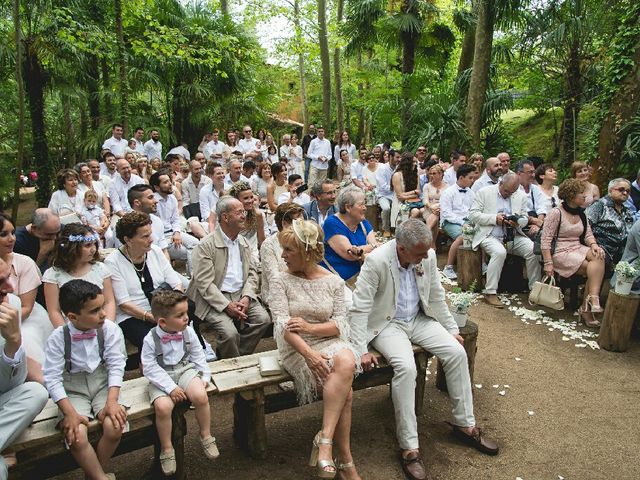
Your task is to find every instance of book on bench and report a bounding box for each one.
[259,356,283,377]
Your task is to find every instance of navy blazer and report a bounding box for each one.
[303,200,337,224]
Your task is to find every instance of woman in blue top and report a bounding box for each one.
[321,186,379,288]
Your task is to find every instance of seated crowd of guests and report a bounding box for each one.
[1,121,639,480]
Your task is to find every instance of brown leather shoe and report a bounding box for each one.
[451,425,499,456]
[484,294,504,309]
[400,450,427,480]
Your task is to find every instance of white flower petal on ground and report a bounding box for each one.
[475,384,482,389]
[528,411,535,416]
[515,357,522,361]
[498,390,506,396]
[504,385,510,388]
[493,385,499,388]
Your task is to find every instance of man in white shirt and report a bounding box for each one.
[376,149,401,237]
[277,174,311,206]
[0,259,49,479]
[307,127,332,188]
[132,127,145,154]
[497,152,513,175]
[350,146,369,189]
[99,152,118,181]
[349,221,498,480]
[203,129,226,161]
[88,158,111,192]
[182,158,211,207]
[144,130,163,161]
[151,171,199,276]
[101,123,128,158]
[109,159,144,217]
[472,157,501,193]
[439,164,477,280]
[443,151,467,186]
[224,159,250,190]
[127,184,169,255]
[515,159,546,238]
[279,134,291,159]
[468,173,541,308]
[238,125,259,157]
[187,197,271,359]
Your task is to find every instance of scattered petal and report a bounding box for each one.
[504,385,511,388]
[515,357,521,361]
[498,390,506,396]
[474,384,482,389]
[562,336,570,341]
[528,411,535,416]
[493,385,499,388]
[558,476,564,480]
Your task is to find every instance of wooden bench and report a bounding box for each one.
[210,346,431,459]
[10,375,216,480]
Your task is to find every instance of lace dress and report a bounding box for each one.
[270,271,361,405]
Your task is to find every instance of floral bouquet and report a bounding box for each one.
[448,286,478,314]
[364,187,377,206]
[614,260,640,280]
[461,221,477,247]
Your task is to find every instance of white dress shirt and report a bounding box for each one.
[181,174,211,205]
[48,190,83,216]
[80,205,105,228]
[204,140,226,160]
[394,250,420,323]
[43,320,126,403]
[154,193,182,233]
[167,145,190,161]
[220,231,244,293]
[238,137,259,154]
[101,136,128,158]
[351,161,366,181]
[491,191,513,239]
[141,325,211,395]
[519,183,547,216]
[134,139,145,154]
[376,163,395,200]
[277,192,311,206]
[439,184,476,226]
[224,174,251,191]
[151,213,169,249]
[199,185,223,222]
[144,139,163,160]
[471,171,498,193]
[307,137,332,170]
[108,173,144,214]
[443,166,458,187]
[334,144,357,163]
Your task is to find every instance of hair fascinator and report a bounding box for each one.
[68,233,100,243]
[292,219,322,251]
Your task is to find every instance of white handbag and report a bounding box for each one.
[528,276,564,311]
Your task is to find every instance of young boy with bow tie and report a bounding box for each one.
[43,280,127,480]
[141,289,218,476]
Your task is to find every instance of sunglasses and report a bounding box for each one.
[244,129,252,133]
[615,187,630,193]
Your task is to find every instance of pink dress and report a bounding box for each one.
[541,206,595,277]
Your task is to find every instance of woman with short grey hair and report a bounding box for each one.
[321,187,378,288]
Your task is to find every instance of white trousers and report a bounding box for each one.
[371,314,475,450]
[378,197,392,231]
[479,235,541,294]
[165,231,200,276]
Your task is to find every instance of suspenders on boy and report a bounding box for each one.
[62,325,105,373]
[151,330,191,370]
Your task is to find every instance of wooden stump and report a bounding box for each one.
[457,247,482,291]
[598,291,640,352]
[366,205,379,232]
[233,389,267,459]
[436,320,479,393]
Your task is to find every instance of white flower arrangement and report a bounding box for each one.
[614,260,640,279]
[461,221,477,237]
[448,287,479,314]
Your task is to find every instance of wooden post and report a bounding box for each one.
[414,351,428,416]
[233,389,268,459]
[598,292,640,352]
[365,205,379,231]
[436,320,479,392]
[456,247,482,291]
[152,402,189,480]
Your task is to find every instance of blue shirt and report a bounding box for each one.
[321,215,373,280]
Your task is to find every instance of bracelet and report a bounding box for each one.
[142,311,148,322]
[544,261,553,265]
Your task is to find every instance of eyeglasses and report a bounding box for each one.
[244,129,252,133]
[615,187,630,193]
[417,149,426,152]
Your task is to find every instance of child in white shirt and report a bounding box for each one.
[141,290,218,476]
[43,280,127,480]
[80,189,111,247]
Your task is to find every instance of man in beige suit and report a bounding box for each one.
[187,197,271,358]
[349,220,498,480]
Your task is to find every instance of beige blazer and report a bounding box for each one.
[468,184,529,249]
[348,240,458,356]
[187,226,260,319]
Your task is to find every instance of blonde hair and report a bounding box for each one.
[83,189,98,201]
[278,221,324,266]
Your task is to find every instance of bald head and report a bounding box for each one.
[116,158,132,181]
[485,157,501,180]
[497,152,511,174]
[498,172,519,198]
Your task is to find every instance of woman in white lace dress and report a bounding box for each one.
[270,220,362,479]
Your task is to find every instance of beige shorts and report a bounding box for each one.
[148,363,201,404]
[57,366,113,423]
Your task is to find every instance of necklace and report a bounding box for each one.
[125,246,147,283]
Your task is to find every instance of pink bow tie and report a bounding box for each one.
[72,332,96,341]
[161,333,183,344]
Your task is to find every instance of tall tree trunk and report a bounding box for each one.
[220,0,228,15]
[87,54,101,130]
[101,57,112,122]
[24,41,51,206]
[317,0,332,130]
[333,0,345,132]
[12,0,25,222]
[356,52,365,147]
[560,39,581,167]
[466,0,494,150]
[400,0,420,145]
[62,94,76,167]
[458,23,476,75]
[592,37,640,191]
[294,0,309,135]
[114,0,129,134]
[80,106,88,140]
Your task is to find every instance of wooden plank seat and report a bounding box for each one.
[10,374,216,480]
[210,346,432,459]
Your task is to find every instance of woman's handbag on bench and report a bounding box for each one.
[529,275,564,310]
